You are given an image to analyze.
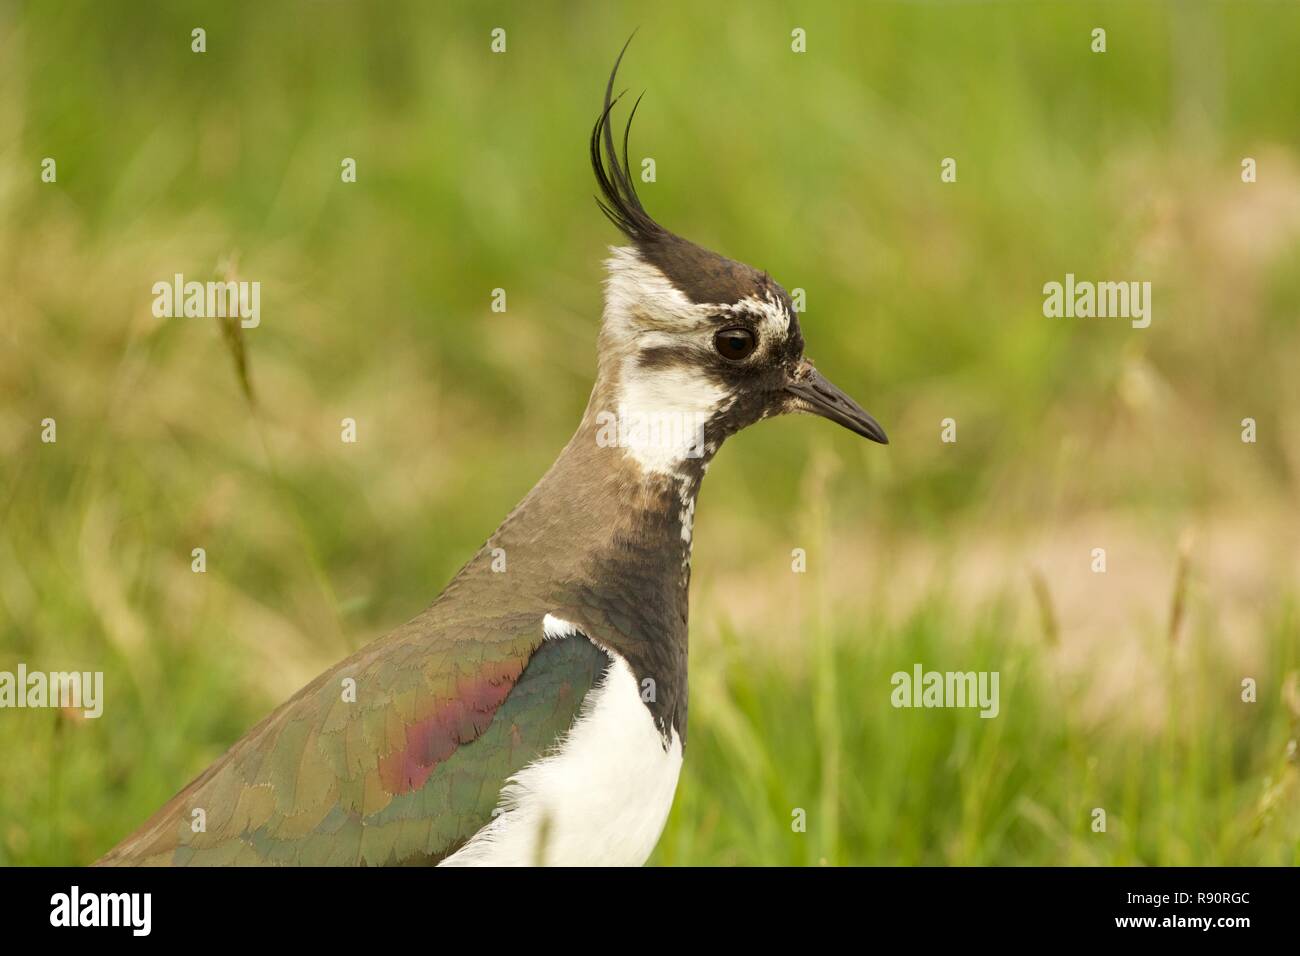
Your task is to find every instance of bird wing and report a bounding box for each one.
[97,612,609,866]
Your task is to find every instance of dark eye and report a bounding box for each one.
[714,327,757,361]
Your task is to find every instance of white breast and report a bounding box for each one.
[438,615,683,867]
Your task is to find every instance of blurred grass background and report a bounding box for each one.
[1,0,1298,865]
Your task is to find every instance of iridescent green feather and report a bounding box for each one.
[98,612,608,866]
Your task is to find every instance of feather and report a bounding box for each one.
[591,33,667,244]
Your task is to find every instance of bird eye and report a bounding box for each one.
[714,327,757,361]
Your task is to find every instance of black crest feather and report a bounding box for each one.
[589,36,786,309]
[591,34,666,244]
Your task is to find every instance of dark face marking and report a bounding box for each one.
[630,270,807,446]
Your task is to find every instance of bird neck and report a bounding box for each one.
[499,378,709,602]
[473,376,712,740]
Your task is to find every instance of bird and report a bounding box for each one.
[98,40,887,868]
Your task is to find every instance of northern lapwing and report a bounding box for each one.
[99,41,887,867]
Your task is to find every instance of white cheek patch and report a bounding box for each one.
[609,356,727,476]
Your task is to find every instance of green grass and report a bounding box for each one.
[656,601,1300,866]
[5,596,1297,865]
[2,0,1299,865]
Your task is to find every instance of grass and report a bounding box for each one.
[657,600,1300,866]
[6,592,1296,866]
[1,0,1299,865]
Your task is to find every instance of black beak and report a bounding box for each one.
[785,360,889,444]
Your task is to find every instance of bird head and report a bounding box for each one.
[589,43,887,479]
